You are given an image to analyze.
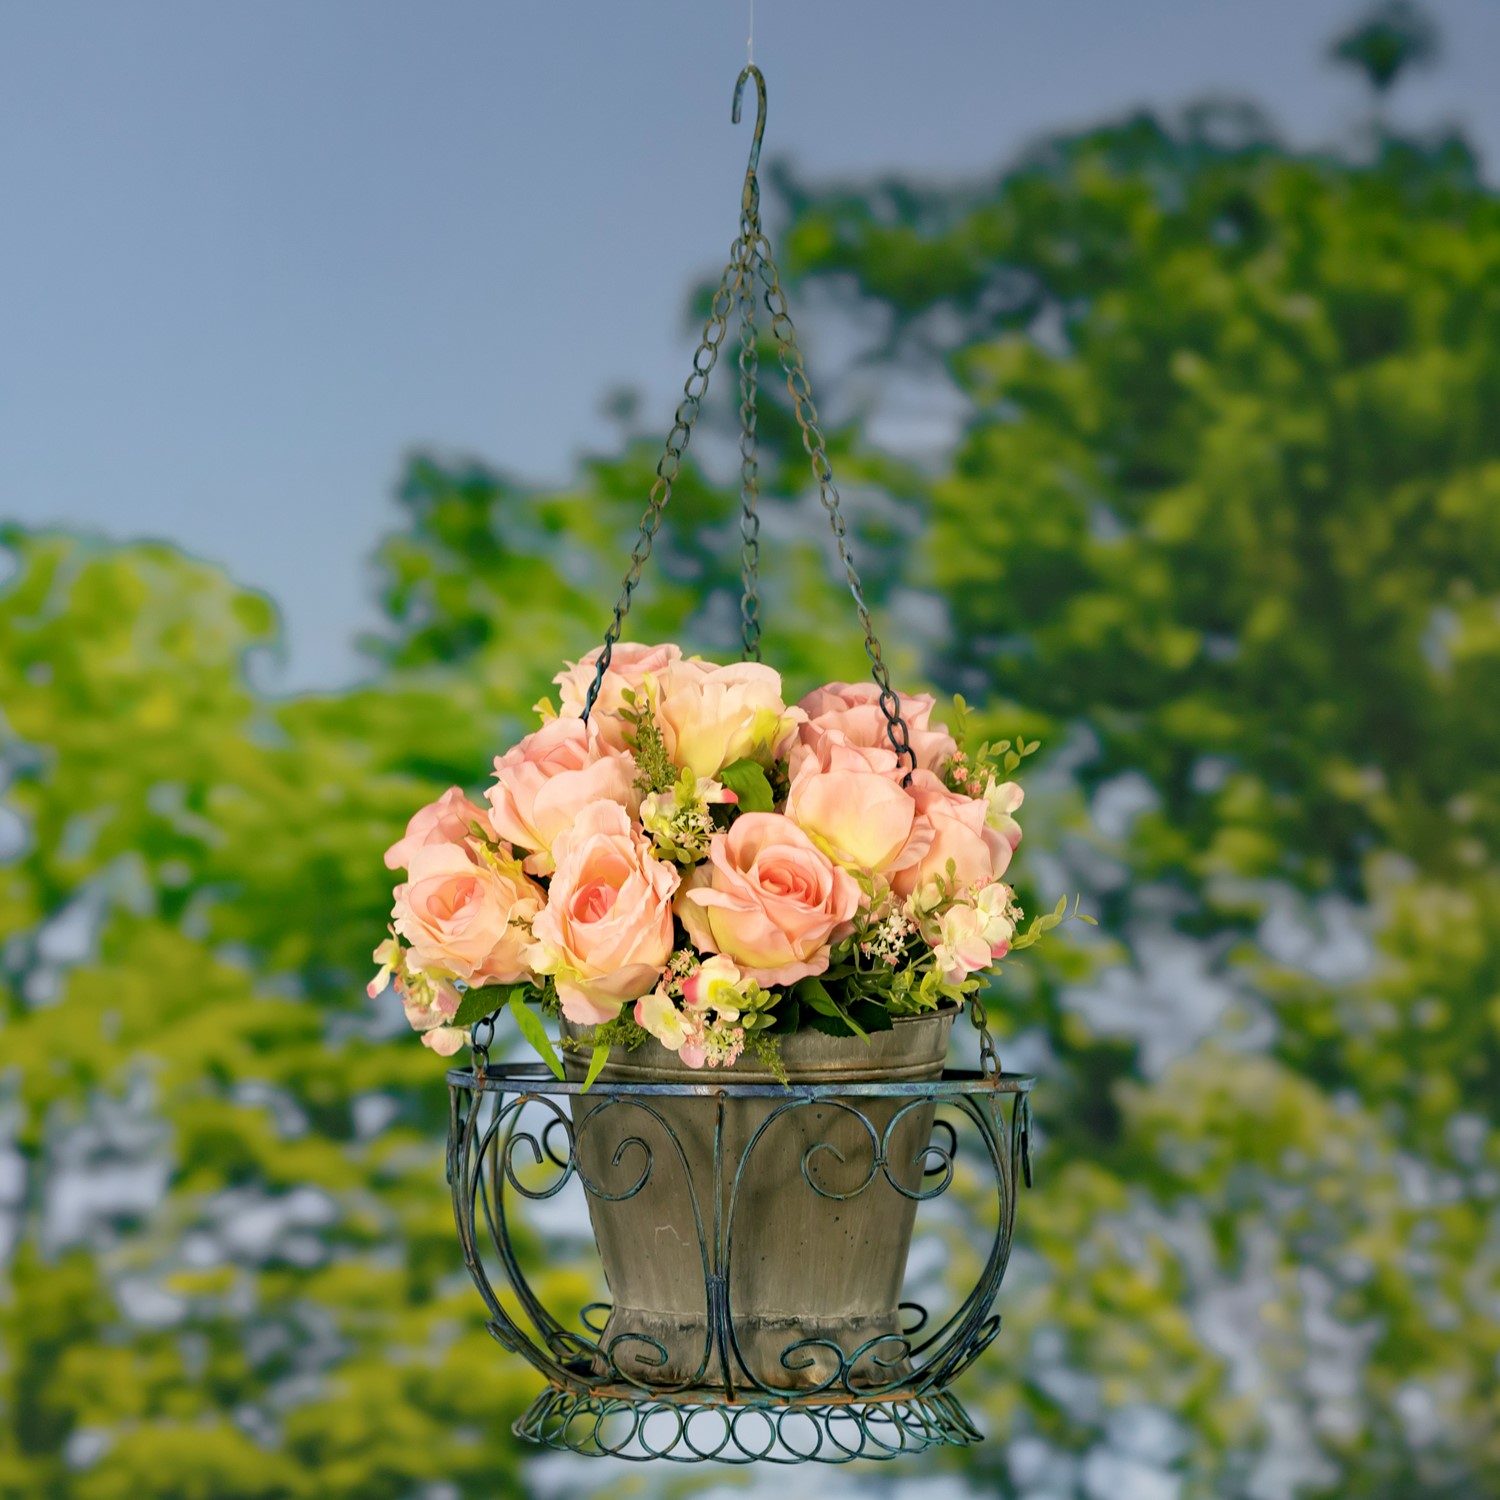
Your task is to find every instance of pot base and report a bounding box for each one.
[515,1381,984,1464]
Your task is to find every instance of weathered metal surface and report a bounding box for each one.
[559,1011,953,1391]
[514,1384,983,1464]
[445,1050,1032,1460]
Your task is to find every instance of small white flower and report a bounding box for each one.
[635,986,690,1052]
[681,954,745,1022]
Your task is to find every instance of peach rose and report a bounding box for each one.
[784,730,928,880]
[891,771,1014,899]
[656,660,805,779]
[554,642,691,750]
[384,786,490,871]
[392,843,543,984]
[786,723,901,783]
[797,681,957,772]
[676,813,860,985]
[486,717,640,875]
[526,801,680,1025]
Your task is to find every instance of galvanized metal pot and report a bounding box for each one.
[560,1008,955,1393]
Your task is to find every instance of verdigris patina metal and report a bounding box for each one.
[446,1042,1033,1462]
[560,1009,954,1391]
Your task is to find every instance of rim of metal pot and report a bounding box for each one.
[447,1062,1036,1098]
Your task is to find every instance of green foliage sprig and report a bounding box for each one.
[619,685,676,795]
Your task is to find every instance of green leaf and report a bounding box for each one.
[793,975,841,1015]
[581,1040,611,1092]
[508,992,564,1080]
[849,1001,894,1034]
[719,757,775,813]
[453,981,527,1029]
[795,976,869,1041]
[771,998,802,1035]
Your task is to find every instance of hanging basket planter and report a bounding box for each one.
[446,1033,1033,1463]
[374,63,1069,1464]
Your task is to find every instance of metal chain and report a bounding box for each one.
[470,1013,495,1079]
[750,237,918,783]
[571,62,1004,1082]
[969,995,1001,1081]
[736,232,763,660]
[581,248,744,721]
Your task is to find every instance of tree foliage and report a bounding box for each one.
[1330,1,1441,95]
[3,69,1499,1500]
[782,97,1500,1498]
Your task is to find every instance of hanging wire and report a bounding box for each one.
[580,61,918,788]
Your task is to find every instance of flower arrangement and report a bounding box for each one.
[371,643,1083,1083]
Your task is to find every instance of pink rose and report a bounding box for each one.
[676,813,860,985]
[486,717,640,875]
[526,801,680,1025]
[797,681,957,773]
[656,660,805,779]
[554,642,689,751]
[891,771,1013,899]
[786,724,902,783]
[392,843,543,984]
[784,730,928,880]
[384,786,490,871]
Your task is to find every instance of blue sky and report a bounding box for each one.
[4,0,1497,687]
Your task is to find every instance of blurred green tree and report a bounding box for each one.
[3,33,1498,1500]
[777,80,1500,1499]
[1330,1,1440,95]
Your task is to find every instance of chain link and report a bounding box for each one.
[581,248,745,721]
[750,237,918,783]
[969,995,1001,1081]
[563,62,997,1077]
[470,1013,495,1079]
[736,231,763,661]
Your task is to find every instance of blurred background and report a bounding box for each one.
[3,1,1499,1496]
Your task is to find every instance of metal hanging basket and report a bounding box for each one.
[446,64,1037,1465]
[448,1054,1033,1463]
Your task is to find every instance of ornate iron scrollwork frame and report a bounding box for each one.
[446,1063,1034,1464]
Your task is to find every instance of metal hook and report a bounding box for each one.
[732,64,767,223]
